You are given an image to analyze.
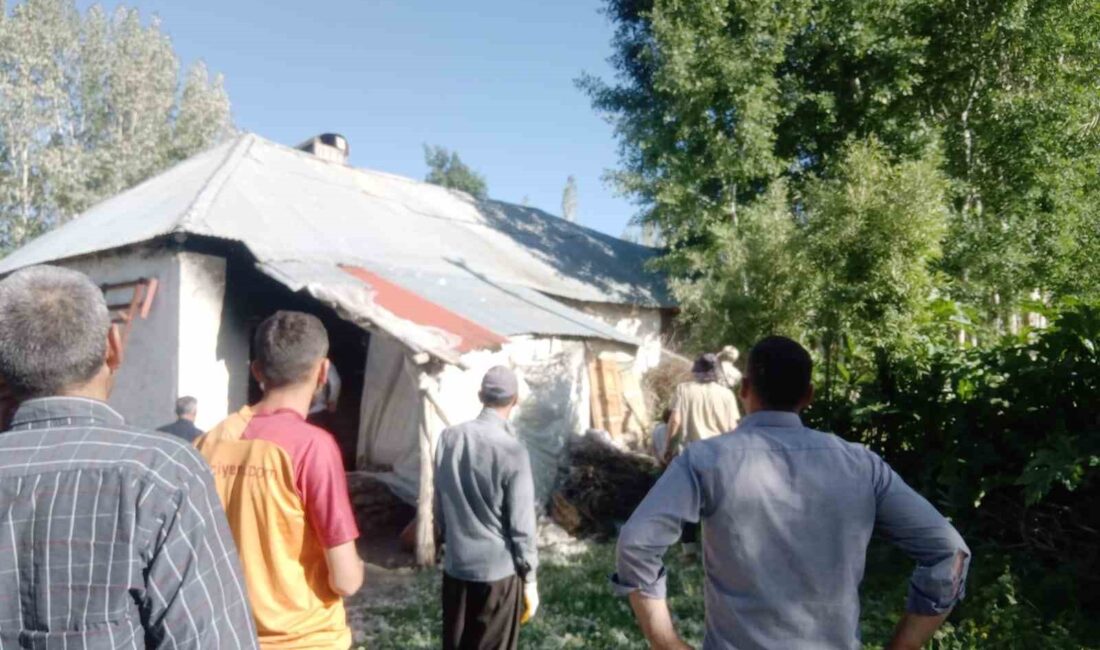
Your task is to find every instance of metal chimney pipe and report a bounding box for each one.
[296,133,350,164]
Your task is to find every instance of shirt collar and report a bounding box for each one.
[252,407,305,421]
[736,410,804,430]
[476,408,515,434]
[477,408,506,424]
[7,396,126,430]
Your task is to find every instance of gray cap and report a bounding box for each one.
[479,365,518,404]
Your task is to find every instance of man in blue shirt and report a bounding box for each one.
[613,336,970,650]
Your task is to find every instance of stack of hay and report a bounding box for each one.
[551,430,661,538]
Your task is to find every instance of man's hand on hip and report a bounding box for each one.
[886,611,951,650]
[628,592,692,649]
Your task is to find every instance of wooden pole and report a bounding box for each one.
[413,360,451,567]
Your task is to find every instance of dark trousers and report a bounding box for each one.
[442,573,523,650]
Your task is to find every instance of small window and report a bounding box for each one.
[101,278,159,348]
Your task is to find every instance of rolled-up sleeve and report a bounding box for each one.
[611,453,702,600]
[871,452,971,615]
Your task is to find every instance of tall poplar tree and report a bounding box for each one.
[0,0,233,252]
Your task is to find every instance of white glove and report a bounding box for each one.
[521,579,539,623]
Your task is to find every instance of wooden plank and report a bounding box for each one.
[101,278,157,348]
[588,356,606,433]
[599,357,625,438]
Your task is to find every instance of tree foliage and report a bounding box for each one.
[584,0,1100,339]
[423,144,488,200]
[0,0,233,251]
[808,299,1100,621]
[589,2,1100,632]
[672,180,810,351]
[803,138,950,347]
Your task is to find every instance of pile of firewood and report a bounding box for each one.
[551,430,661,538]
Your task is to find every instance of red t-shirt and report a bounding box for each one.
[242,409,359,548]
[197,406,359,649]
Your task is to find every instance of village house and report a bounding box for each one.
[0,133,674,561]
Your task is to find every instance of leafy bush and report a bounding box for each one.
[810,299,1100,630]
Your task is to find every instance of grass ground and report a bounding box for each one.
[349,540,1095,649]
[349,544,897,649]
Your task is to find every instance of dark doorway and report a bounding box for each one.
[225,255,369,469]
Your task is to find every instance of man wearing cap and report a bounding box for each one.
[663,352,741,558]
[434,366,539,650]
[663,353,742,465]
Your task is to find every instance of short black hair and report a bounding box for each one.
[253,311,329,389]
[478,392,517,408]
[746,336,813,411]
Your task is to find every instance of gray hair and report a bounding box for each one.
[175,395,198,417]
[0,265,110,399]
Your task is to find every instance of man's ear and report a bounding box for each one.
[318,358,331,390]
[739,376,751,402]
[105,324,124,372]
[797,383,815,413]
[250,360,265,386]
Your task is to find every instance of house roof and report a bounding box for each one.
[0,134,668,361]
[260,260,640,361]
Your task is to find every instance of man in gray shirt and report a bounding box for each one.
[434,366,539,650]
[613,336,970,650]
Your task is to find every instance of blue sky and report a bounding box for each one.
[77,0,636,237]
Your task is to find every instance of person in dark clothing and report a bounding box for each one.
[434,366,539,650]
[157,395,202,442]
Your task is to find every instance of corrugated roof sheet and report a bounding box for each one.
[0,134,670,308]
[340,265,510,354]
[258,260,638,363]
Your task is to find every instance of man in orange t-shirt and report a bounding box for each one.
[196,311,364,649]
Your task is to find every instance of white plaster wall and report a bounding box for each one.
[176,253,238,431]
[362,335,591,504]
[61,247,181,430]
[565,301,666,375]
[58,248,246,432]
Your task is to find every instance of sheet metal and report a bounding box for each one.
[340,265,509,353]
[258,260,638,361]
[0,133,671,309]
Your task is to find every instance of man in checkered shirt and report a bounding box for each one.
[0,265,259,649]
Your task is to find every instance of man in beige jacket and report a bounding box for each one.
[663,352,740,557]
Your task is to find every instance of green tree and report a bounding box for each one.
[423,144,488,200]
[0,0,233,251]
[673,180,812,352]
[801,138,951,405]
[584,0,1100,341]
[802,138,950,350]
